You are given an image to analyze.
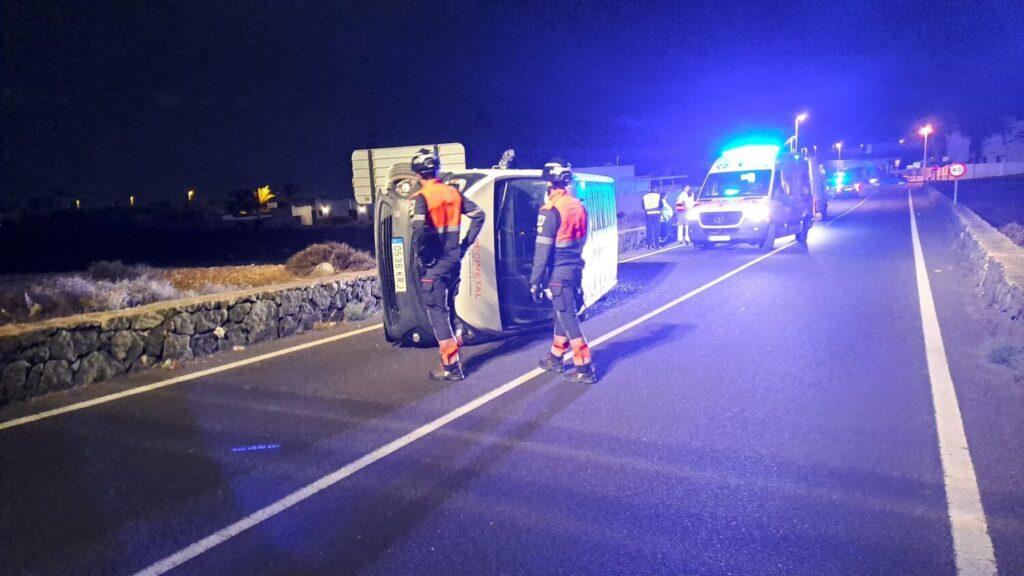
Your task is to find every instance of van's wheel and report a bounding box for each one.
[796,219,810,244]
[760,224,777,251]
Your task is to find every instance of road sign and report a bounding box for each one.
[949,163,966,178]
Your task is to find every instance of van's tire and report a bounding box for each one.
[760,224,777,251]
[796,219,810,244]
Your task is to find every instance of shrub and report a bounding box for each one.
[998,222,1024,247]
[86,260,144,282]
[285,242,376,276]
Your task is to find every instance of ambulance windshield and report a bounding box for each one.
[699,170,772,200]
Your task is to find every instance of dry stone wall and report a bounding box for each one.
[939,190,1024,337]
[0,274,380,406]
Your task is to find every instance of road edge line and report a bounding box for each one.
[908,190,998,576]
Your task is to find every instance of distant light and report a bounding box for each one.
[320,204,331,216]
[75,199,81,210]
[919,124,934,137]
[834,141,843,150]
[129,195,135,207]
[796,112,808,123]
[899,139,905,144]
[357,205,368,214]
[187,189,195,202]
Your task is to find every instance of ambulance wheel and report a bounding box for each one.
[795,219,810,244]
[760,224,777,251]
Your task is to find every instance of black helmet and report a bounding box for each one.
[411,148,439,179]
[542,158,573,188]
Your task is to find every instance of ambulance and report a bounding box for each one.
[686,144,814,250]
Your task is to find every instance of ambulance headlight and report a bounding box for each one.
[687,210,700,222]
[743,202,770,222]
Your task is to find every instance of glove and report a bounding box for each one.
[530,283,544,304]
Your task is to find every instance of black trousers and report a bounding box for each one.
[549,267,584,340]
[645,213,660,247]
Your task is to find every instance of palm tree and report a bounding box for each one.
[253,185,276,211]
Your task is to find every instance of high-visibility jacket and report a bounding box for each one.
[642,191,662,214]
[531,188,588,285]
[412,179,485,273]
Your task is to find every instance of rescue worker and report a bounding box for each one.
[410,148,485,381]
[658,191,673,245]
[531,160,597,384]
[642,187,662,248]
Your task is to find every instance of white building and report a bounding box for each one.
[981,119,1024,163]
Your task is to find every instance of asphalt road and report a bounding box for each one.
[1,187,1022,576]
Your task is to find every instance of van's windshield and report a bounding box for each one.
[698,169,772,200]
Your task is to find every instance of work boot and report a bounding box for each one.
[538,353,565,373]
[429,362,465,382]
[564,363,597,384]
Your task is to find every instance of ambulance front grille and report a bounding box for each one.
[699,211,743,227]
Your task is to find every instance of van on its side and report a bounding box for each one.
[686,145,814,251]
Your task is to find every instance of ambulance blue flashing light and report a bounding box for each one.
[721,144,781,161]
[723,187,740,197]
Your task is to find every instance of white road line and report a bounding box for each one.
[132,198,870,575]
[908,191,998,576]
[0,324,383,432]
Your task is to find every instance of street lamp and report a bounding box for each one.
[187,189,195,202]
[794,113,808,152]
[834,141,843,161]
[129,195,135,207]
[918,124,934,175]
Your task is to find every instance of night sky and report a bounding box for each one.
[3,0,1023,205]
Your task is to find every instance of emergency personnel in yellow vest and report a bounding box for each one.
[642,188,662,248]
[410,149,485,381]
[531,160,597,384]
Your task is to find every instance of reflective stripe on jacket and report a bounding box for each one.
[642,192,662,214]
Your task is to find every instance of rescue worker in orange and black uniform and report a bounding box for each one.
[531,160,597,384]
[410,149,485,381]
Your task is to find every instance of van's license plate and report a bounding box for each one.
[391,238,407,293]
[709,235,731,242]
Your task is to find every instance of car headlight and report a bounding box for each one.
[742,203,770,222]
